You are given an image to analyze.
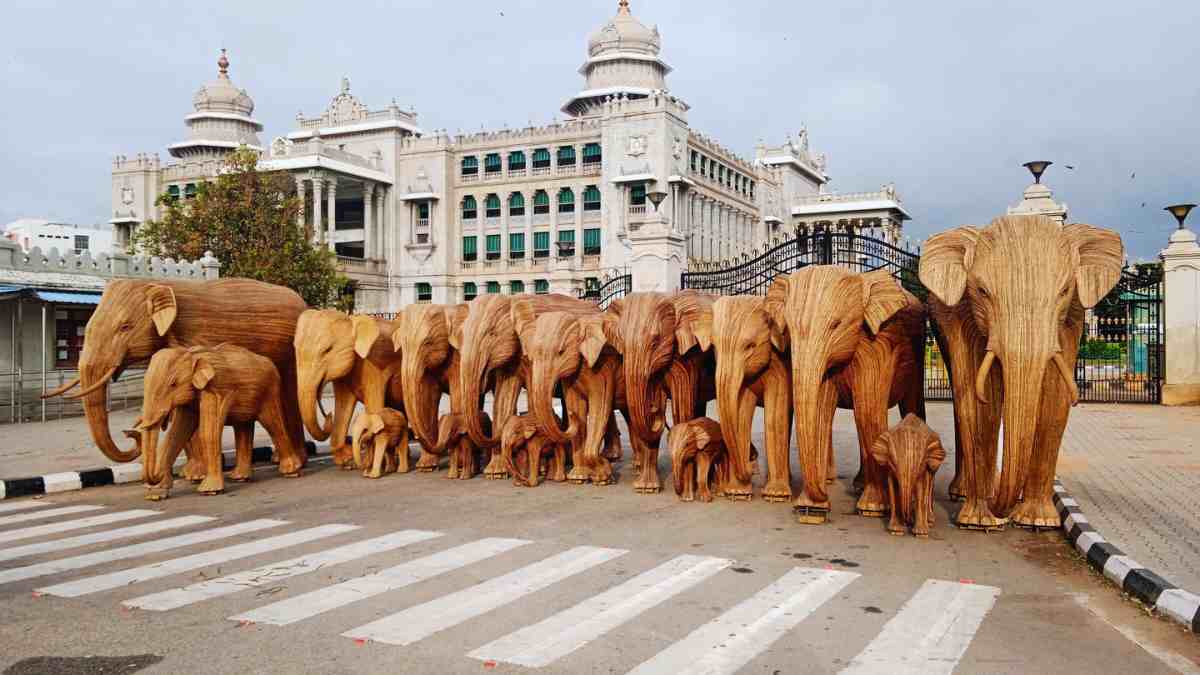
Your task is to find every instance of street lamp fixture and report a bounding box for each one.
[1165,203,1196,230]
[1022,160,1052,184]
[647,189,669,212]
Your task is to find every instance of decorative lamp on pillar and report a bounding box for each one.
[1165,203,1196,230]
[1022,160,1052,184]
[647,189,668,212]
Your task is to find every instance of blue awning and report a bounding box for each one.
[0,285,25,295]
[33,290,102,305]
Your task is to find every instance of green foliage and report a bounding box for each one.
[1078,339,1122,360]
[131,147,349,309]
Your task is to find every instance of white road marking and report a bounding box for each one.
[0,509,159,545]
[344,545,627,646]
[0,519,285,587]
[627,567,860,675]
[232,537,526,626]
[125,530,442,611]
[1071,592,1200,675]
[0,500,53,514]
[0,516,215,563]
[0,505,103,527]
[839,579,1000,675]
[38,523,359,598]
[470,554,731,668]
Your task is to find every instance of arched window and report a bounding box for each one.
[583,185,601,212]
[557,146,576,166]
[484,153,502,174]
[463,282,477,300]
[532,190,550,214]
[582,143,601,165]
[461,156,478,176]
[461,195,477,220]
[508,151,526,171]
[532,148,551,170]
[486,281,501,294]
[508,192,525,216]
[557,187,575,213]
[485,194,501,218]
[510,280,525,295]
[415,283,432,303]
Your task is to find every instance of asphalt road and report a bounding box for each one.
[1,413,1198,674]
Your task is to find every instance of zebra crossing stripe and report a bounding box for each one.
[343,545,627,646]
[0,505,103,527]
[626,567,860,675]
[38,523,360,598]
[469,554,731,668]
[0,500,53,514]
[0,516,215,564]
[0,519,285,587]
[838,579,1000,674]
[124,530,442,612]
[0,509,159,546]
[230,537,523,627]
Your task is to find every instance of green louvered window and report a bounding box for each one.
[718,165,725,184]
[630,183,646,205]
[510,280,525,295]
[484,153,501,174]
[690,150,698,171]
[558,188,575,213]
[184,183,197,200]
[534,231,550,258]
[462,236,478,262]
[582,142,601,165]
[416,283,432,303]
[557,146,576,166]
[461,156,478,176]
[508,192,525,216]
[418,202,430,219]
[463,282,477,300]
[534,279,549,294]
[485,233,501,260]
[485,194,501,218]
[166,185,180,202]
[749,181,756,199]
[486,281,501,294]
[700,157,708,178]
[508,151,526,171]
[583,228,601,256]
[557,229,575,257]
[461,195,477,219]
[509,233,525,259]
[533,190,550,214]
[583,185,601,212]
[532,148,551,168]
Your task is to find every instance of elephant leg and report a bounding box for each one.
[913,474,933,537]
[182,441,207,482]
[565,388,593,484]
[527,440,543,487]
[850,384,890,518]
[630,431,662,494]
[695,451,715,503]
[261,391,303,477]
[364,434,389,479]
[548,442,568,483]
[145,407,198,501]
[602,417,622,461]
[724,389,758,501]
[950,329,1005,531]
[618,408,643,472]
[947,403,966,501]
[483,374,521,479]
[761,374,793,503]
[228,423,255,482]
[886,476,904,536]
[393,428,411,474]
[456,438,477,480]
[196,395,231,495]
[678,456,696,502]
[330,383,357,468]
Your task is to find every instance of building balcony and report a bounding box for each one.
[461,173,479,183]
[582,163,601,176]
[582,254,601,269]
[556,165,577,176]
[416,218,430,229]
[508,169,526,178]
[629,205,647,215]
[531,166,551,176]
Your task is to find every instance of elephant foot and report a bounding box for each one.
[724,481,753,502]
[567,466,592,485]
[947,473,965,501]
[362,468,384,479]
[331,446,354,468]
[183,459,207,483]
[416,451,440,472]
[955,499,1008,531]
[762,481,792,503]
[912,526,931,538]
[227,471,253,483]
[144,487,171,501]
[633,468,661,494]
[196,477,225,495]
[855,486,888,518]
[793,494,831,525]
[482,455,508,480]
[1010,496,1062,531]
[277,455,303,477]
[851,469,864,493]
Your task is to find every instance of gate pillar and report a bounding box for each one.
[626,212,685,293]
[1161,226,1200,405]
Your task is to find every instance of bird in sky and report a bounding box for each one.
[1065,164,1076,170]
[1131,172,1137,180]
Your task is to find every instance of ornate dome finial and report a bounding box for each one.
[217,48,229,77]
[618,0,630,14]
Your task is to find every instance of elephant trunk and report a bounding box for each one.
[80,359,140,463]
[670,432,695,496]
[298,372,333,441]
[531,363,577,444]
[459,359,499,448]
[401,359,439,449]
[791,354,836,505]
[621,357,660,443]
[990,352,1048,517]
[715,364,753,484]
[502,433,530,486]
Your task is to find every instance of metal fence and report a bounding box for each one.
[1,368,146,425]
[580,271,632,310]
[1076,266,1164,403]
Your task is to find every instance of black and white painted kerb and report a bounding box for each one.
[1053,479,1200,633]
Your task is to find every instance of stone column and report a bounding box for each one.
[376,187,387,260]
[312,176,324,246]
[1161,226,1200,405]
[362,183,375,259]
[575,182,584,262]
[294,176,307,232]
[627,202,685,293]
[325,178,338,253]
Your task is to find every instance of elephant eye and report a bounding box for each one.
[119,322,133,332]
[829,319,841,330]
[1059,285,1072,298]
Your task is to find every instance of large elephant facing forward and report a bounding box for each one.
[920,215,1123,529]
[44,279,307,479]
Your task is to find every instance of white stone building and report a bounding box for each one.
[3,219,114,256]
[110,1,909,311]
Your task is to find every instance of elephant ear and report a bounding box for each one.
[919,227,979,307]
[351,315,380,359]
[390,308,407,354]
[688,306,714,352]
[144,284,177,337]
[602,299,624,355]
[925,437,947,471]
[578,315,607,368]
[191,355,215,390]
[446,303,469,351]
[870,435,892,468]
[860,269,910,335]
[367,412,386,436]
[764,275,789,338]
[673,291,711,355]
[693,423,713,450]
[755,298,786,352]
[510,298,538,350]
[1063,223,1125,308]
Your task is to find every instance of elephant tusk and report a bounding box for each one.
[1051,352,1080,407]
[974,351,995,404]
[64,367,118,400]
[41,376,81,399]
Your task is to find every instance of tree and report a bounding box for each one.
[131,147,349,309]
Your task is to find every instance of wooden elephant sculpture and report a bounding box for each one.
[687,296,792,502]
[138,344,304,499]
[871,414,946,537]
[501,412,572,487]
[293,309,406,469]
[512,301,620,485]
[765,266,927,524]
[920,215,1123,530]
[434,412,493,480]
[669,417,759,503]
[42,279,307,483]
[599,291,717,493]
[350,408,410,479]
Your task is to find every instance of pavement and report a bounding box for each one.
[0,403,1199,673]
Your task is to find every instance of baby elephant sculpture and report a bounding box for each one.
[669,417,758,503]
[501,412,573,487]
[871,414,947,537]
[350,408,410,479]
[139,344,305,499]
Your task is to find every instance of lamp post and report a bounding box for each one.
[647,189,668,212]
[1165,203,1196,230]
[1022,160,1052,184]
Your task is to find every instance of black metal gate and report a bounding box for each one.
[581,270,632,310]
[1076,265,1164,403]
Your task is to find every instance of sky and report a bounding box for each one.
[3,0,1198,261]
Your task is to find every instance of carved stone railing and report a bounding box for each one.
[794,188,902,206]
[0,240,220,282]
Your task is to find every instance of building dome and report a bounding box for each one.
[192,49,255,116]
[564,1,672,117]
[169,49,264,160]
[587,0,661,57]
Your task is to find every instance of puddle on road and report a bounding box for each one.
[3,655,163,675]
